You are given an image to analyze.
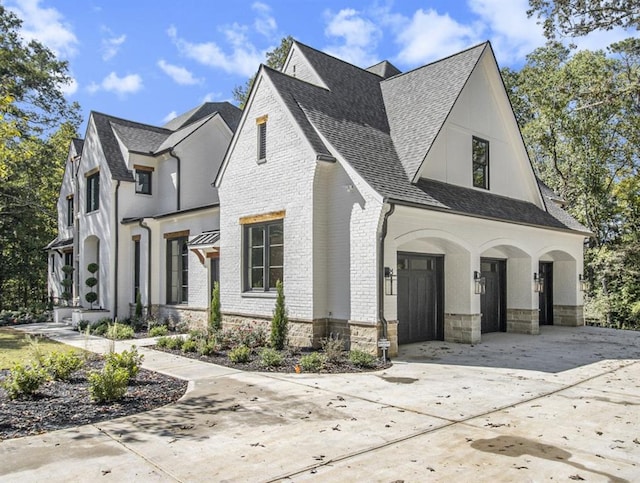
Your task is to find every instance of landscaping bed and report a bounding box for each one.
[0,358,187,440]
[152,344,390,373]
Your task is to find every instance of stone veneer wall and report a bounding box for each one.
[150,305,208,331]
[444,314,481,344]
[507,308,539,335]
[553,305,584,327]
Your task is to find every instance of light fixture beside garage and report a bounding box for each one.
[534,272,544,293]
[384,267,395,295]
[474,271,486,295]
[579,274,587,292]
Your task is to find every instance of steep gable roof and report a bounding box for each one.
[71,138,84,155]
[381,42,487,181]
[91,112,171,181]
[256,40,588,234]
[163,102,242,132]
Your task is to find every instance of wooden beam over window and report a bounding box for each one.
[133,164,155,172]
[239,210,285,225]
[164,230,190,239]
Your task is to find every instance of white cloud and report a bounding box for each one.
[572,26,632,53]
[394,9,480,65]
[157,59,203,85]
[168,25,264,77]
[59,76,78,96]
[87,72,143,95]
[252,2,277,38]
[467,0,544,64]
[162,111,178,123]
[101,29,126,61]
[202,92,223,102]
[7,0,78,57]
[323,9,382,67]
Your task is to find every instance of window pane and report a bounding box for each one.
[270,245,283,267]
[251,226,264,248]
[473,164,486,188]
[251,247,264,267]
[269,224,283,245]
[251,268,264,288]
[269,268,283,289]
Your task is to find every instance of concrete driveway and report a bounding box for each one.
[1,324,639,482]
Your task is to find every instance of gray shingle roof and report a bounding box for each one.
[91,112,171,181]
[366,60,401,79]
[381,43,486,181]
[163,102,242,132]
[264,40,589,235]
[72,138,84,155]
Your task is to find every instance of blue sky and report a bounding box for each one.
[4,0,632,134]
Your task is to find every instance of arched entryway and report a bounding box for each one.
[82,235,100,308]
[537,249,581,326]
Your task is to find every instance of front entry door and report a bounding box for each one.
[397,253,444,343]
[480,258,506,333]
[538,261,554,325]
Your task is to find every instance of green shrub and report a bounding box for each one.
[105,346,143,379]
[321,334,345,363]
[107,323,135,340]
[2,363,49,399]
[197,338,218,356]
[165,336,185,350]
[44,351,84,381]
[88,365,130,403]
[135,292,143,319]
[348,349,376,368]
[156,335,171,348]
[228,345,251,363]
[299,352,326,372]
[259,347,283,368]
[270,280,288,350]
[219,322,267,350]
[26,334,47,366]
[149,325,168,337]
[182,339,198,353]
[91,319,110,336]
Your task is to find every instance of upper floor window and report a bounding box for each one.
[256,115,268,163]
[135,168,152,195]
[244,218,283,291]
[472,137,489,189]
[66,196,74,226]
[86,172,100,212]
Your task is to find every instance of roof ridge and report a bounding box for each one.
[292,39,385,81]
[91,111,172,133]
[381,41,489,84]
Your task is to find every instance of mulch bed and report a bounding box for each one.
[152,345,392,374]
[0,358,187,440]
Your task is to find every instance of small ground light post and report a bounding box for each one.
[378,338,390,361]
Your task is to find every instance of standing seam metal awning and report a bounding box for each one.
[188,230,220,248]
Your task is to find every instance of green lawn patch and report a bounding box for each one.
[0,328,82,369]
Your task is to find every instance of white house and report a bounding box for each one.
[47,102,241,326]
[215,40,590,355]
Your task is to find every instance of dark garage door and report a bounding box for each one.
[480,258,506,333]
[397,253,444,343]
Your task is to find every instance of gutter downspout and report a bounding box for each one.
[138,219,152,315]
[378,202,395,342]
[113,180,121,317]
[170,148,181,211]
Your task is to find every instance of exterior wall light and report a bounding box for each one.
[579,274,587,292]
[384,266,395,295]
[474,271,486,295]
[534,273,544,293]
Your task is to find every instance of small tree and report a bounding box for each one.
[209,281,221,334]
[135,291,143,319]
[270,280,288,350]
[85,262,98,309]
[61,265,74,305]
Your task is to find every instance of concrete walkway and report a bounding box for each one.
[1,323,639,482]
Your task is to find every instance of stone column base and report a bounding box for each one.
[385,320,398,358]
[553,305,584,327]
[348,321,380,356]
[445,314,481,344]
[507,308,539,335]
